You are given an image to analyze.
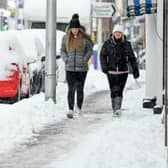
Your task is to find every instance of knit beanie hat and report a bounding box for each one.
[112,24,124,34]
[69,13,80,28]
[72,13,79,20]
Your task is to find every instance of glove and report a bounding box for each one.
[133,68,140,79]
[102,69,108,74]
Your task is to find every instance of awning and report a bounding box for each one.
[126,0,157,17]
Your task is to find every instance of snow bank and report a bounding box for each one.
[0,83,67,153]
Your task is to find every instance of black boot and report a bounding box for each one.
[112,97,122,116]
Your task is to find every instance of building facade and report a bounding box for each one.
[0,0,7,9]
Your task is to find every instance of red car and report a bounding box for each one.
[0,32,31,103]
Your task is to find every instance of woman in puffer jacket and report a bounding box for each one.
[100,24,139,116]
[61,14,93,116]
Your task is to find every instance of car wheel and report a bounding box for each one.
[10,82,21,103]
[15,82,21,102]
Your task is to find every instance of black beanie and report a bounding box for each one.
[69,18,80,28]
[69,13,80,28]
[72,13,79,20]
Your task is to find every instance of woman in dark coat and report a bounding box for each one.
[100,24,139,116]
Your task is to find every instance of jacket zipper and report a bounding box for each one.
[74,48,76,71]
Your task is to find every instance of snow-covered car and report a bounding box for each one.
[0,32,32,103]
[4,29,66,96]
[21,29,66,93]
[12,30,45,95]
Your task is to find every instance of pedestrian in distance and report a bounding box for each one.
[61,13,93,118]
[100,24,140,117]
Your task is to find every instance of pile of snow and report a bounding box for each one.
[0,83,66,154]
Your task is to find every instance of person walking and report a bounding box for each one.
[61,14,93,117]
[100,24,139,116]
[63,13,86,83]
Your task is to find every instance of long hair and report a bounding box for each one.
[66,29,94,52]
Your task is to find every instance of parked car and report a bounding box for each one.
[0,32,32,103]
[13,30,45,95]
[1,29,66,99]
[19,29,66,94]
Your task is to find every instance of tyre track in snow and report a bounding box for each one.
[0,90,114,168]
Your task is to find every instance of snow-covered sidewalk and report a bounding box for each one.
[0,69,166,168]
[48,87,166,168]
[0,68,109,154]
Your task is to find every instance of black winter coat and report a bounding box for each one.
[100,37,139,78]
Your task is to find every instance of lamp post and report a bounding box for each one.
[163,0,168,147]
[45,0,57,103]
[97,0,102,47]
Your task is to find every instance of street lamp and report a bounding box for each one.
[45,0,57,103]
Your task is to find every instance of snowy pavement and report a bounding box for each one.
[0,86,167,168]
[0,69,166,167]
[48,88,166,168]
[0,90,113,168]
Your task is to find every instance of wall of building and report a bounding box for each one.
[102,18,112,41]
[0,0,7,8]
[145,0,163,105]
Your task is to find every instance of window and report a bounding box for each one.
[31,22,68,32]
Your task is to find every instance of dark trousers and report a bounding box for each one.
[107,73,128,98]
[66,71,87,110]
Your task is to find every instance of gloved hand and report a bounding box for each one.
[133,68,140,79]
[102,69,108,74]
